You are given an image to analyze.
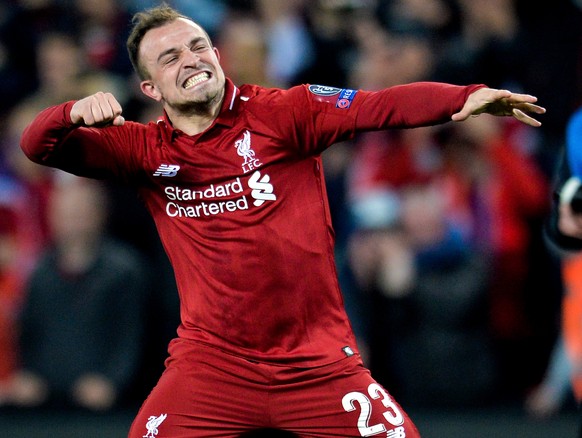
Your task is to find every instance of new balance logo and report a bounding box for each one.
[153,164,180,177]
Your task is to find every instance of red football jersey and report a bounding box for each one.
[21,79,483,366]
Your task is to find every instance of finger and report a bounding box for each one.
[82,103,96,125]
[512,108,542,127]
[100,92,123,120]
[451,108,472,122]
[504,93,539,104]
[515,102,546,115]
[91,93,123,125]
[94,92,116,122]
[112,115,125,126]
[106,94,123,118]
[90,101,105,125]
[491,89,513,101]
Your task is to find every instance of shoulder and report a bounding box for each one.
[238,83,309,106]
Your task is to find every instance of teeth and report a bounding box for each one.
[184,72,209,89]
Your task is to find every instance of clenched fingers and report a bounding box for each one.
[70,92,124,126]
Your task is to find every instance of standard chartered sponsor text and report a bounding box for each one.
[165,177,249,218]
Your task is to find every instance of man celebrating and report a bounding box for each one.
[20,4,545,437]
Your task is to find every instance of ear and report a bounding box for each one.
[213,47,221,61]
[140,80,162,102]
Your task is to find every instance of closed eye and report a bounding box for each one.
[191,44,208,53]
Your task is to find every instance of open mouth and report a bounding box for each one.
[183,72,210,89]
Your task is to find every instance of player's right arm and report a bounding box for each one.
[20,93,142,180]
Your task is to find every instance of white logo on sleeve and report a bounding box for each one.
[153,164,180,177]
[248,171,276,206]
[143,413,167,437]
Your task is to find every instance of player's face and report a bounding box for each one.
[138,18,225,114]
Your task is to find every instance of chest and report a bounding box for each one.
[139,126,323,227]
[147,128,292,187]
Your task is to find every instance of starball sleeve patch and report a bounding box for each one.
[308,85,358,109]
[308,84,342,96]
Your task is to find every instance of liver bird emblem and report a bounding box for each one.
[143,413,167,438]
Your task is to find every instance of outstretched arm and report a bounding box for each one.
[452,88,546,127]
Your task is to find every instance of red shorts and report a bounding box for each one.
[129,339,420,437]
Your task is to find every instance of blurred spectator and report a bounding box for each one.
[514,0,582,146]
[7,175,150,411]
[0,205,24,402]
[525,334,575,419]
[71,0,134,77]
[125,0,227,39]
[561,251,582,409]
[11,31,89,112]
[255,0,314,87]
[347,127,440,200]
[345,188,402,366]
[217,10,273,87]
[432,0,525,88]
[435,115,551,399]
[1,105,54,283]
[345,14,440,119]
[347,183,496,407]
[0,29,126,284]
[346,17,441,195]
[376,0,457,40]
[292,0,369,86]
[0,1,50,117]
[541,100,582,436]
[4,29,128,138]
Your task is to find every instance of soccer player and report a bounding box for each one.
[20,4,545,437]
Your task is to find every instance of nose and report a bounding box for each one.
[182,46,201,65]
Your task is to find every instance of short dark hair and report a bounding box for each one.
[126,3,212,80]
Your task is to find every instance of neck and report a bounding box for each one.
[165,88,225,136]
[169,109,218,135]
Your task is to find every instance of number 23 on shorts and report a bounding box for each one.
[342,383,407,437]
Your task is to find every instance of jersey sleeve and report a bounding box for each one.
[353,82,486,129]
[286,82,485,156]
[20,101,146,181]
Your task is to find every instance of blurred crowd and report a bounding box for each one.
[0,0,581,417]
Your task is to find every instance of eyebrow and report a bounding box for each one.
[156,37,208,63]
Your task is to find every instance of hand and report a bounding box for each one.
[72,373,117,411]
[452,88,546,127]
[70,92,125,127]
